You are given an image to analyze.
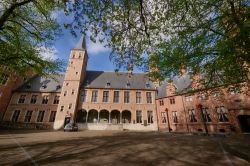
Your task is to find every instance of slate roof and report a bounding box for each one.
[173,74,192,93]
[156,81,167,99]
[15,74,64,93]
[156,73,192,99]
[82,71,155,90]
[75,35,86,50]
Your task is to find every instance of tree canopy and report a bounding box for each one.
[0,0,64,77]
[65,0,250,88]
[0,0,249,88]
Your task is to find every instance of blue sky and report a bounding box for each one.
[50,11,143,73]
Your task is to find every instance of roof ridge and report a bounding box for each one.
[86,70,147,74]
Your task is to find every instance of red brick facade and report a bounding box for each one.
[156,80,250,133]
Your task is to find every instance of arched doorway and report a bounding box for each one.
[87,109,98,123]
[99,110,109,123]
[238,115,250,133]
[111,110,120,124]
[76,109,87,123]
[122,110,131,123]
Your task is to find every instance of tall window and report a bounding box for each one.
[216,106,229,122]
[53,96,60,104]
[170,98,175,104]
[42,95,49,104]
[80,90,87,102]
[12,110,20,122]
[136,110,142,123]
[136,92,141,103]
[185,96,192,102]
[113,91,119,103]
[103,91,109,102]
[198,93,208,100]
[124,91,130,103]
[37,111,45,122]
[91,90,98,102]
[68,103,72,109]
[161,112,167,123]
[49,111,57,122]
[0,74,8,85]
[229,87,240,95]
[188,109,197,122]
[30,95,38,104]
[212,91,222,98]
[202,108,212,122]
[18,95,26,104]
[146,92,152,103]
[24,111,33,122]
[147,111,153,124]
[172,111,178,123]
[159,100,164,106]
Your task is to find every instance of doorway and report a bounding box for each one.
[64,117,71,127]
[238,115,250,133]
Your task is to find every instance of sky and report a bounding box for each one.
[48,10,143,73]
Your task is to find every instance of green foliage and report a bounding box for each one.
[65,0,250,87]
[0,0,65,76]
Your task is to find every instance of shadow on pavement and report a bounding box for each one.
[0,132,248,166]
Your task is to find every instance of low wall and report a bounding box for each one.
[77,123,158,131]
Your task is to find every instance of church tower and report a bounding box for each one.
[54,36,88,130]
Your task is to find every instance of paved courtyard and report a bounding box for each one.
[0,130,249,166]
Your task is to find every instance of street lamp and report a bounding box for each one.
[197,104,209,135]
[165,108,171,132]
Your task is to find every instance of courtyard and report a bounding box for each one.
[0,130,249,166]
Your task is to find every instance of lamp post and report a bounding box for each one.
[197,104,209,135]
[165,108,171,132]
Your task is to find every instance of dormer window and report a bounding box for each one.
[26,83,31,89]
[106,82,111,87]
[146,83,150,88]
[56,85,61,90]
[126,82,131,88]
[42,84,47,89]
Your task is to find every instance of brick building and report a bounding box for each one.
[1,36,249,133]
[2,37,158,131]
[156,73,250,133]
[0,68,30,121]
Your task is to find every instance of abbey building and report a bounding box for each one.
[1,37,250,133]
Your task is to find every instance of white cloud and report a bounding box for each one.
[87,41,110,55]
[37,46,58,60]
[86,31,111,55]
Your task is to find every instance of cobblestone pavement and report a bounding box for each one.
[0,130,249,166]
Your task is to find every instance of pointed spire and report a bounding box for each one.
[75,35,86,50]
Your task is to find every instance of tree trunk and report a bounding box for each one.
[0,0,34,30]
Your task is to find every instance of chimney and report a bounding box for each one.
[127,63,133,77]
[179,65,186,76]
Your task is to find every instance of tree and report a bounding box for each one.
[0,0,64,77]
[65,0,250,88]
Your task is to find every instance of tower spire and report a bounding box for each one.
[75,35,86,49]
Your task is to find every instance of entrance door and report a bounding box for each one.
[64,117,71,127]
[238,115,250,133]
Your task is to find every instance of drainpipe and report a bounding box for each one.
[155,93,160,131]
